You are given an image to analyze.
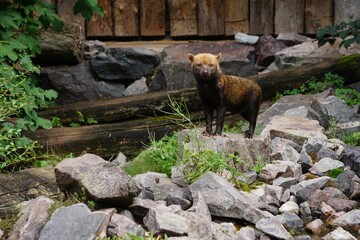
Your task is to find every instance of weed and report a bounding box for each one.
[328,168,345,178]
[70,111,98,127]
[250,157,265,175]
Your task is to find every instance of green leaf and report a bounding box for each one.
[73,0,104,21]
[52,19,64,32]
[44,89,58,100]
[38,15,51,29]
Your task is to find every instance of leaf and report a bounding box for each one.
[52,19,64,32]
[44,89,58,100]
[35,117,53,129]
[73,0,104,21]
[38,15,51,29]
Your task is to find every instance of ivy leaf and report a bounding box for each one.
[44,89,58,100]
[38,14,51,29]
[73,0,104,21]
[52,19,64,32]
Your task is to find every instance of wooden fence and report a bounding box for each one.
[54,0,360,38]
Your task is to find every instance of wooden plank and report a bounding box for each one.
[305,0,333,34]
[249,0,274,35]
[168,0,197,36]
[224,0,249,35]
[140,0,166,36]
[114,0,139,37]
[86,0,113,37]
[334,0,360,24]
[275,0,305,34]
[198,0,225,36]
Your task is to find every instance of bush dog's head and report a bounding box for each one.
[188,53,222,80]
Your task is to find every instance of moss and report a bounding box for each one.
[304,173,317,180]
[337,54,360,71]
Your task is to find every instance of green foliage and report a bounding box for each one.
[106,232,168,240]
[73,0,104,21]
[335,88,360,106]
[0,1,103,171]
[328,168,345,178]
[343,131,360,146]
[69,111,98,127]
[250,157,266,175]
[124,132,178,177]
[316,19,360,49]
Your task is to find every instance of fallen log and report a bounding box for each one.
[39,55,360,125]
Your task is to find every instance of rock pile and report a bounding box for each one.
[3,90,359,240]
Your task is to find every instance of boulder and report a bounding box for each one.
[322,227,357,240]
[276,33,313,47]
[107,213,145,237]
[332,209,360,231]
[39,62,125,105]
[189,172,272,224]
[340,146,360,178]
[256,34,287,67]
[39,203,108,240]
[309,158,345,176]
[123,77,148,96]
[150,41,257,91]
[290,176,331,202]
[8,196,54,240]
[54,154,141,207]
[234,32,259,44]
[255,217,292,240]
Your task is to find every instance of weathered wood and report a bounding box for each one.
[249,0,274,35]
[334,0,360,24]
[198,0,225,36]
[56,0,85,29]
[168,0,197,37]
[36,23,84,65]
[224,0,249,35]
[26,117,182,159]
[140,0,166,36]
[86,0,113,37]
[275,0,305,34]
[305,0,333,34]
[114,0,139,37]
[39,89,202,126]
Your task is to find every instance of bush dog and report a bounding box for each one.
[188,53,262,138]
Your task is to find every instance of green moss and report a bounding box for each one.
[328,168,345,178]
[337,54,360,71]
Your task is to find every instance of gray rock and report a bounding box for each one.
[306,219,327,234]
[290,176,331,202]
[309,157,345,176]
[94,208,116,239]
[235,32,259,44]
[107,213,145,237]
[317,147,339,161]
[279,201,299,214]
[271,137,302,153]
[90,47,160,83]
[322,227,357,240]
[303,133,329,155]
[236,170,257,185]
[283,106,310,118]
[333,209,360,231]
[255,218,292,240]
[128,198,158,219]
[270,142,300,162]
[260,115,325,146]
[133,172,168,192]
[234,226,256,240]
[55,154,140,207]
[276,33,313,47]
[256,34,287,67]
[211,222,237,240]
[186,192,211,221]
[299,201,312,223]
[273,177,298,190]
[84,40,107,60]
[340,146,360,178]
[326,198,359,212]
[189,172,272,224]
[264,185,283,203]
[8,196,54,240]
[280,189,291,204]
[334,170,357,198]
[123,77,148,96]
[298,149,314,174]
[39,62,126,105]
[294,235,312,240]
[308,187,347,216]
[276,212,304,232]
[143,205,190,237]
[111,152,127,167]
[260,162,289,183]
[39,203,107,240]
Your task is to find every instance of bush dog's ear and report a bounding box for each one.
[188,53,194,63]
[216,53,222,62]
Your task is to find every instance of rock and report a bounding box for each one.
[236,170,257,185]
[322,227,357,240]
[256,34,287,67]
[303,133,329,155]
[189,172,272,224]
[309,95,360,132]
[298,149,314,174]
[178,129,271,172]
[235,226,256,240]
[39,62,125,105]
[274,41,342,70]
[255,218,292,240]
[90,47,160,84]
[211,222,237,240]
[84,40,107,60]
[150,42,257,91]
[94,208,116,239]
[309,157,345,176]
[271,137,302,153]
[235,32,259,44]
[276,212,304,232]
[276,33,313,47]
[299,202,312,223]
[317,147,338,161]
[8,196,54,240]
[290,176,331,202]
[143,205,190,237]
[335,170,360,200]
[128,198,158,219]
[264,185,283,203]
[39,203,108,240]
[332,209,360,231]
[280,189,291,203]
[186,192,211,221]
[107,213,145,237]
[279,201,299,214]
[54,154,141,207]
[111,152,127,167]
[123,77,148,96]
[273,177,298,190]
[260,115,325,146]
[133,172,168,192]
[340,146,360,178]
[306,219,327,234]
[326,198,359,213]
[270,139,300,162]
[260,160,301,183]
[0,168,59,218]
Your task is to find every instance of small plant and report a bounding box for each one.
[343,131,360,146]
[250,157,265,175]
[70,111,98,127]
[51,117,63,128]
[328,168,345,178]
[335,88,360,106]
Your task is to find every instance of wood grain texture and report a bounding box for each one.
[334,0,360,24]
[168,0,197,36]
[274,0,305,34]
[250,0,274,35]
[305,0,333,34]
[114,0,139,36]
[198,0,225,36]
[224,0,249,35]
[140,0,166,36]
[86,0,113,36]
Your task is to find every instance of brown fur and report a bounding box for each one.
[188,53,262,138]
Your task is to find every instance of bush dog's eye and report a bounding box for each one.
[196,63,201,66]
[209,63,214,67]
